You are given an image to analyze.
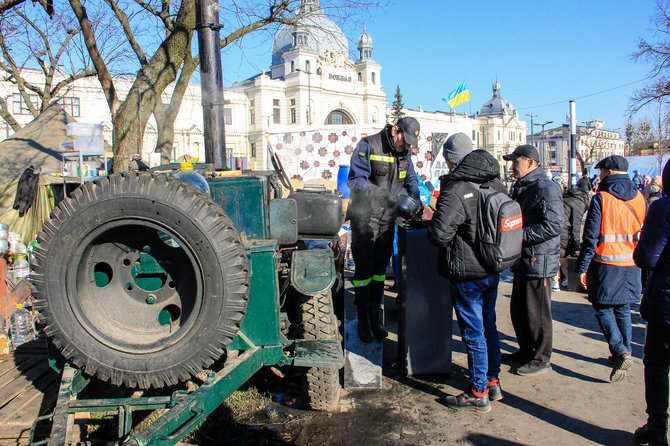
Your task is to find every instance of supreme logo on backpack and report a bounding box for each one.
[475,186,523,272]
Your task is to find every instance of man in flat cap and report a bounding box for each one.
[502,144,564,376]
[347,117,421,343]
[577,155,646,382]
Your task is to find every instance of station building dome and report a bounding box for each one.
[271,0,349,66]
[480,82,516,116]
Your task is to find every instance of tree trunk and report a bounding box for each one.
[111,1,194,172]
[153,51,198,165]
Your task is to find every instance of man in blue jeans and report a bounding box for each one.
[428,134,506,413]
[576,155,645,382]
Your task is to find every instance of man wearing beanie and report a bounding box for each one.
[347,117,421,343]
[443,133,474,167]
[428,134,506,413]
[502,144,563,376]
[577,155,646,382]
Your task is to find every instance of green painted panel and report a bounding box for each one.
[230,240,281,348]
[208,176,267,239]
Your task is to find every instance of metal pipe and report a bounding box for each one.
[569,101,577,186]
[195,0,227,170]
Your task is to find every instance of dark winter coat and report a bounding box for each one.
[347,124,419,239]
[634,161,670,325]
[560,186,590,257]
[577,176,593,193]
[576,174,644,305]
[427,150,506,281]
[509,167,564,278]
[12,165,39,217]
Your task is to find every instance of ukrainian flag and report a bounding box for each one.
[442,80,470,109]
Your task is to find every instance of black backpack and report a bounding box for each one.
[475,185,523,272]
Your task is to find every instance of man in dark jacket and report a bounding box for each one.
[561,185,590,257]
[633,159,670,446]
[577,169,594,193]
[577,155,646,383]
[428,139,505,413]
[347,117,421,343]
[502,144,563,376]
[558,185,590,286]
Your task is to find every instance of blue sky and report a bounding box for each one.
[221,0,660,135]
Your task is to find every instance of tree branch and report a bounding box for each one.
[69,0,119,114]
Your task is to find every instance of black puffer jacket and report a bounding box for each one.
[510,167,564,278]
[560,186,590,257]
[427,150,505,281]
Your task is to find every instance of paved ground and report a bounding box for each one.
[298,277,648,445]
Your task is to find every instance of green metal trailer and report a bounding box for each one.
[29,171,345,445]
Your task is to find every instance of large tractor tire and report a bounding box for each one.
[297,290,341,411]
[31,172,250,389]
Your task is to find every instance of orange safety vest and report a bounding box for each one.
[593,191,646,266]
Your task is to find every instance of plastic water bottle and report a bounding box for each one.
[10,304,35,349]
[12,256,29,282]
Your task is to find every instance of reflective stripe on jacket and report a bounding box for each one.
[593,191,646,266]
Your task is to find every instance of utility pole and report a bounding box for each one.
[569,101,577,187]
[525,113,537,146]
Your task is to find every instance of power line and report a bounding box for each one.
[517,77,651,111]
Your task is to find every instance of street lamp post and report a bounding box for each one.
[525,113,537,146]
[534,120,553,167]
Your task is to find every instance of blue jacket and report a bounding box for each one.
[577,174,643,305]
[346,125,419,238]
[634,161,670,324]
[509,167,564,278]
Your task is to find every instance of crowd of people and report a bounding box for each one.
[346,117,669,443]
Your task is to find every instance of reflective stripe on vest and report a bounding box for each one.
[353,277,372,287]
[593,191,646,266]
[599,234,640,243]
[372,274,385,282]
[369,154,395,163]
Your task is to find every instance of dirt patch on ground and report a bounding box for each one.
[292,279,646,445]
[165,276,645,445]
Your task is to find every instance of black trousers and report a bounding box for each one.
[351,222,395,307]
[510,276,553,366]
[644,322,670,439]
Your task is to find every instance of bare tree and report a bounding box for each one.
[575,125,616,172]
[626,116,655,156]
[0,2,127,131]
[67,0,382,171]
[630,0,670,113]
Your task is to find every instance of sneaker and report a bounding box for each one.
[551,281,560,291]
[561,278,568,288]
[501,350,532,363]
[487,379,503,401]
[610,354,633,383]
[517,362,552,376]
[634,424,669,445]
[444,389,491,413]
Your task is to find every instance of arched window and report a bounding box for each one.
[371,72,376,83]
[290,61,295,72]
[325,110,353,125]
[357,72,362,81]
[305,60,311,73]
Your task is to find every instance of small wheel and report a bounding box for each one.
[297,290,341,411]
[31,172,250,388]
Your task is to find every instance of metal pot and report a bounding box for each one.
[395,195,421,220]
